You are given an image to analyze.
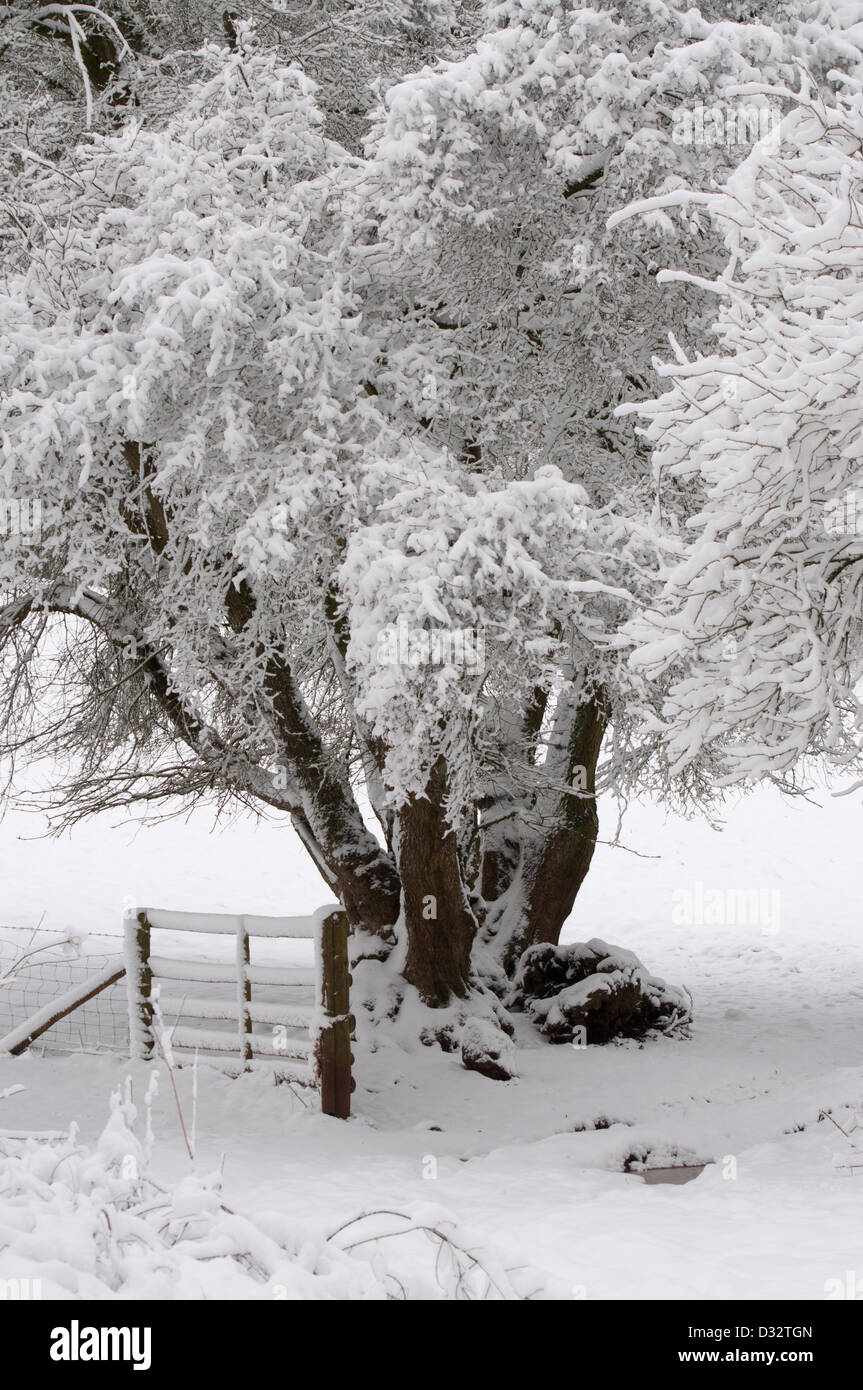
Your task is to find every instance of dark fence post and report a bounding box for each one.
[237,919,253,1067]
[125,911,154,1060]
[318,910,353,1118]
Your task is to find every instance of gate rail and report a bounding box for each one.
[126,904,354,1118]
[1,904,354,1119]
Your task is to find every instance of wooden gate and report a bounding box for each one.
[125,903,354,1117]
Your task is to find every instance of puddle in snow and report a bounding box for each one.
[639,1164,707,1185]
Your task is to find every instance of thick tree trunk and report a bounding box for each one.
[351,699,606,1003]
[397,760,477,1006]
[478,686,547,904]
[496,696,608,974]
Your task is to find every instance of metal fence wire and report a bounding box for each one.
[0,927,128,1054]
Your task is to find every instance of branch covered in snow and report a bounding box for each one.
[623,78,863,783]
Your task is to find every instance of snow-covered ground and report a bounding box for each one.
[1,781,862,1300]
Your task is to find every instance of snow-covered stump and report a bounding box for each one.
[124,913,154,1061]
[316,910,353,1120]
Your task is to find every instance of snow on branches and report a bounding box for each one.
[622,77,863,783]
[366,0,861,500]
[3,3,863,884]
[0,25,653,827]
[340,458,653,809]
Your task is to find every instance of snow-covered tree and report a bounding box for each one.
[1,3,861,1027]
[621,72,863,789]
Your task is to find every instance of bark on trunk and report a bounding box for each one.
[501,696,608,973]
[397,760,477,1006]
[224,578,402,939]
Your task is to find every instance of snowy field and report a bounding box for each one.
[5,0,863,1322]
[1,780,862,1300]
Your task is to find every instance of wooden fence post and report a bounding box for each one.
[318,910,353,1119]
[125,911,154,1060]
[237,919,253,1068]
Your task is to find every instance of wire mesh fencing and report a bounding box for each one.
[0,927,128,1054]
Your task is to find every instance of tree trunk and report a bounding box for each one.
[493,696,608,974]
[5,587,609,1016]
[397,759,477,1006]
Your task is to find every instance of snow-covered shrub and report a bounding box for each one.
[0,1078,558,1298]
[0,1079,375,1298]
[510,939,691,1045]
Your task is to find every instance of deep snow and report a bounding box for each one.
[1,779,862,1299]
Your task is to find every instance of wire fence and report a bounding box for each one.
[0,927,128,1054]
[0,922,320,1068]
